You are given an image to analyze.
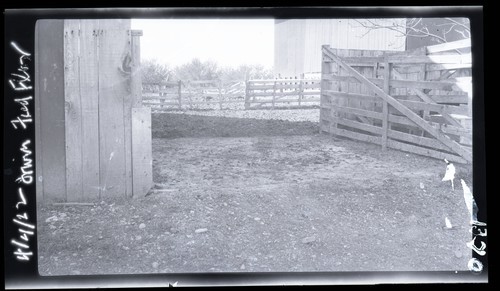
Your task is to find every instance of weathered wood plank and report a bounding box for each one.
[79,20,101,201]
[399,100,469,115]
[130,30,143,107]
[387,129,452,152]
[382,57,390,149]
[132,107,153,197]
[387,53,472,64]
[387,139,467,164]
[331,117,384,135]
[333,128,382,145]
[331,104,383,120]
[425,38,471,54]
[64,20,83,202]
[320,45,333,133]
[323,47,472,163]
[426,63,472,71]
[98,19,131,199]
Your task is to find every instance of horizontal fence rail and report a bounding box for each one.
[142,78,322,111]
[320,39,473,164]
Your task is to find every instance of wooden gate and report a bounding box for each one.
[320,39,472,164]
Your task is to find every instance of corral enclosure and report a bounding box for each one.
[319,39,472,164]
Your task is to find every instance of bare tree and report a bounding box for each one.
[353,18,470,44]
[141,58,172,83]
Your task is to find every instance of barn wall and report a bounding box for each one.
[275,19,407,77]
[36,19,151,203]
[274,19,305,77]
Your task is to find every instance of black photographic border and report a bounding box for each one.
[4,4,488,288]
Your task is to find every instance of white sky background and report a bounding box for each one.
[131,19,274,69]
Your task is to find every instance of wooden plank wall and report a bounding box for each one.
[37,19,150,203]
[35,20,67,203]
[320,41,472,164]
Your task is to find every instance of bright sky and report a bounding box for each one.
[131,19,274,69]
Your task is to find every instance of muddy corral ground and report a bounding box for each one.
[38,110,474,275]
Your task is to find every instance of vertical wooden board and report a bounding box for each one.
[36,20,66,203]
[64,20,84,202]
[123,30,133,199]
[130,31,143,107]
[132,107,153,197]
[79,20,100,201]
[98,19,131,199]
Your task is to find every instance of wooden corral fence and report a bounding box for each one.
[244,78,321,109]
[320,39,473,164]
[35,20,152,203]
[142,78,322,110]
[142,80,246,111]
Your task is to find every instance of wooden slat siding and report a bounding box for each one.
[98,20,130,199]
[323,47,472,163]
[387,53,472,64]
[320,45,333,133]
[79,20,100,201]
[426,38,471,54]
[387,139,467,164]
[64,20,83,202]
[334,128,382,145]
[387,129,452,153]
[131,107,153,197]
[36,20,67,203]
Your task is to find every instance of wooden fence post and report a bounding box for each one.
[218,79,223,110]
[299,78,304,107]
[272,80,276,109]
[244,80,250,109]
[320,45,333,134]
[178,80,182,109]
[382,55,391,150]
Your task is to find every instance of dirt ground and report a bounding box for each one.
[37,110,474,275]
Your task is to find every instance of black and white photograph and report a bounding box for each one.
[4,6,487,288]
